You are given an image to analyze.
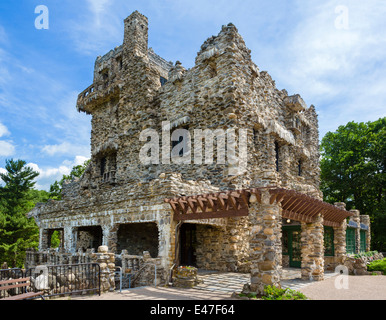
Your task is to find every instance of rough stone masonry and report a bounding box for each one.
[27,11,370,294]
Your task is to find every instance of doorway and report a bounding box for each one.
[180,223,197,267]
[282,226,302,268]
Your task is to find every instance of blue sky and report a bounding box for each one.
[0,0,385,190]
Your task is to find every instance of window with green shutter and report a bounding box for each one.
[360,230,366,252]
[346,228,356,254]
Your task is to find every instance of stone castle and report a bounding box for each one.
[28,11,370,294]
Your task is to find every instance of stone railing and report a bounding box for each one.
[25,248,94,269]
[116,250,166,288]
[25,247,166,291]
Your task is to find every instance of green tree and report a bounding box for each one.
[0,159,40,267]
[320,118,386,251]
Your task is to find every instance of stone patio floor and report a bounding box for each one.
[65,268,344,300]
[193,268,339,294]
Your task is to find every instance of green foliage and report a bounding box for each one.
[0,158,90,267]
[0,159,40,267]
[367,258,386,274]
[0,159,39,212]
[262,285,307,300]
[353,250,378,259]
[320,118,386,251]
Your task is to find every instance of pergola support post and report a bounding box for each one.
[301,213,324,281]
[249,190,282,294]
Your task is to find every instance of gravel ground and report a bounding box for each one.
[298,275,386,300]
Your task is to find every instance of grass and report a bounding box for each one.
[238,285,308,300]
[262,285,307,300]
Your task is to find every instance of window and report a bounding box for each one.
[346,228,356,254]
[160,77,167,86]
[298,159,302,176]
[100,157,106,176]
[275,141,280,172]
[360,230,366,252]
[324,227,334,256]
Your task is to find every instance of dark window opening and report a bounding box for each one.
[100,157,106,176]
[298,159,302,176]
[324,226,334,256]
[117,223,159,258]
[76,226,103,252]
[117,57,123,70]
[180,223,197,267]
[253,128,258,144]
[160,77,167,86]
[275,141,280,172]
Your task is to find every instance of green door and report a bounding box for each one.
[283,226,302,268]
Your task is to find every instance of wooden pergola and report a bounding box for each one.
[164,187,353,227]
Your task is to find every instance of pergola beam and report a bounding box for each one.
[165,187,353,224]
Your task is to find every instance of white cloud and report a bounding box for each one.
[0,122,10,137]
[67,0,122,55]
[263,0,386,137]
[41,141,90,157]
[27,155,90,191]
[0,140,15,157]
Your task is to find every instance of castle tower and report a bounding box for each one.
[123,11,149,58]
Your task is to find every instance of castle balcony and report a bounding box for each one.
[103,170,116,184]
[288,117,302,135]
[76,80,121,114]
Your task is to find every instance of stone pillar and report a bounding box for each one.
[158,214,173,269]
[349,209,361,254]
[63,226,77,253]
[102,224,118,253]
[333,202,347,265]
[360,215,371,251]
[92,245,115,292]
[248,190,282,294]
[333,219,347,267]
[165,212,178,272]
[301,213,324,281]
[39,228,50,251]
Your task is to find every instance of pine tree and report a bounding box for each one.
[0,159,40,267]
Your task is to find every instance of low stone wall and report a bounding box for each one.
[344,252,384,275]
[172,266,199,288]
